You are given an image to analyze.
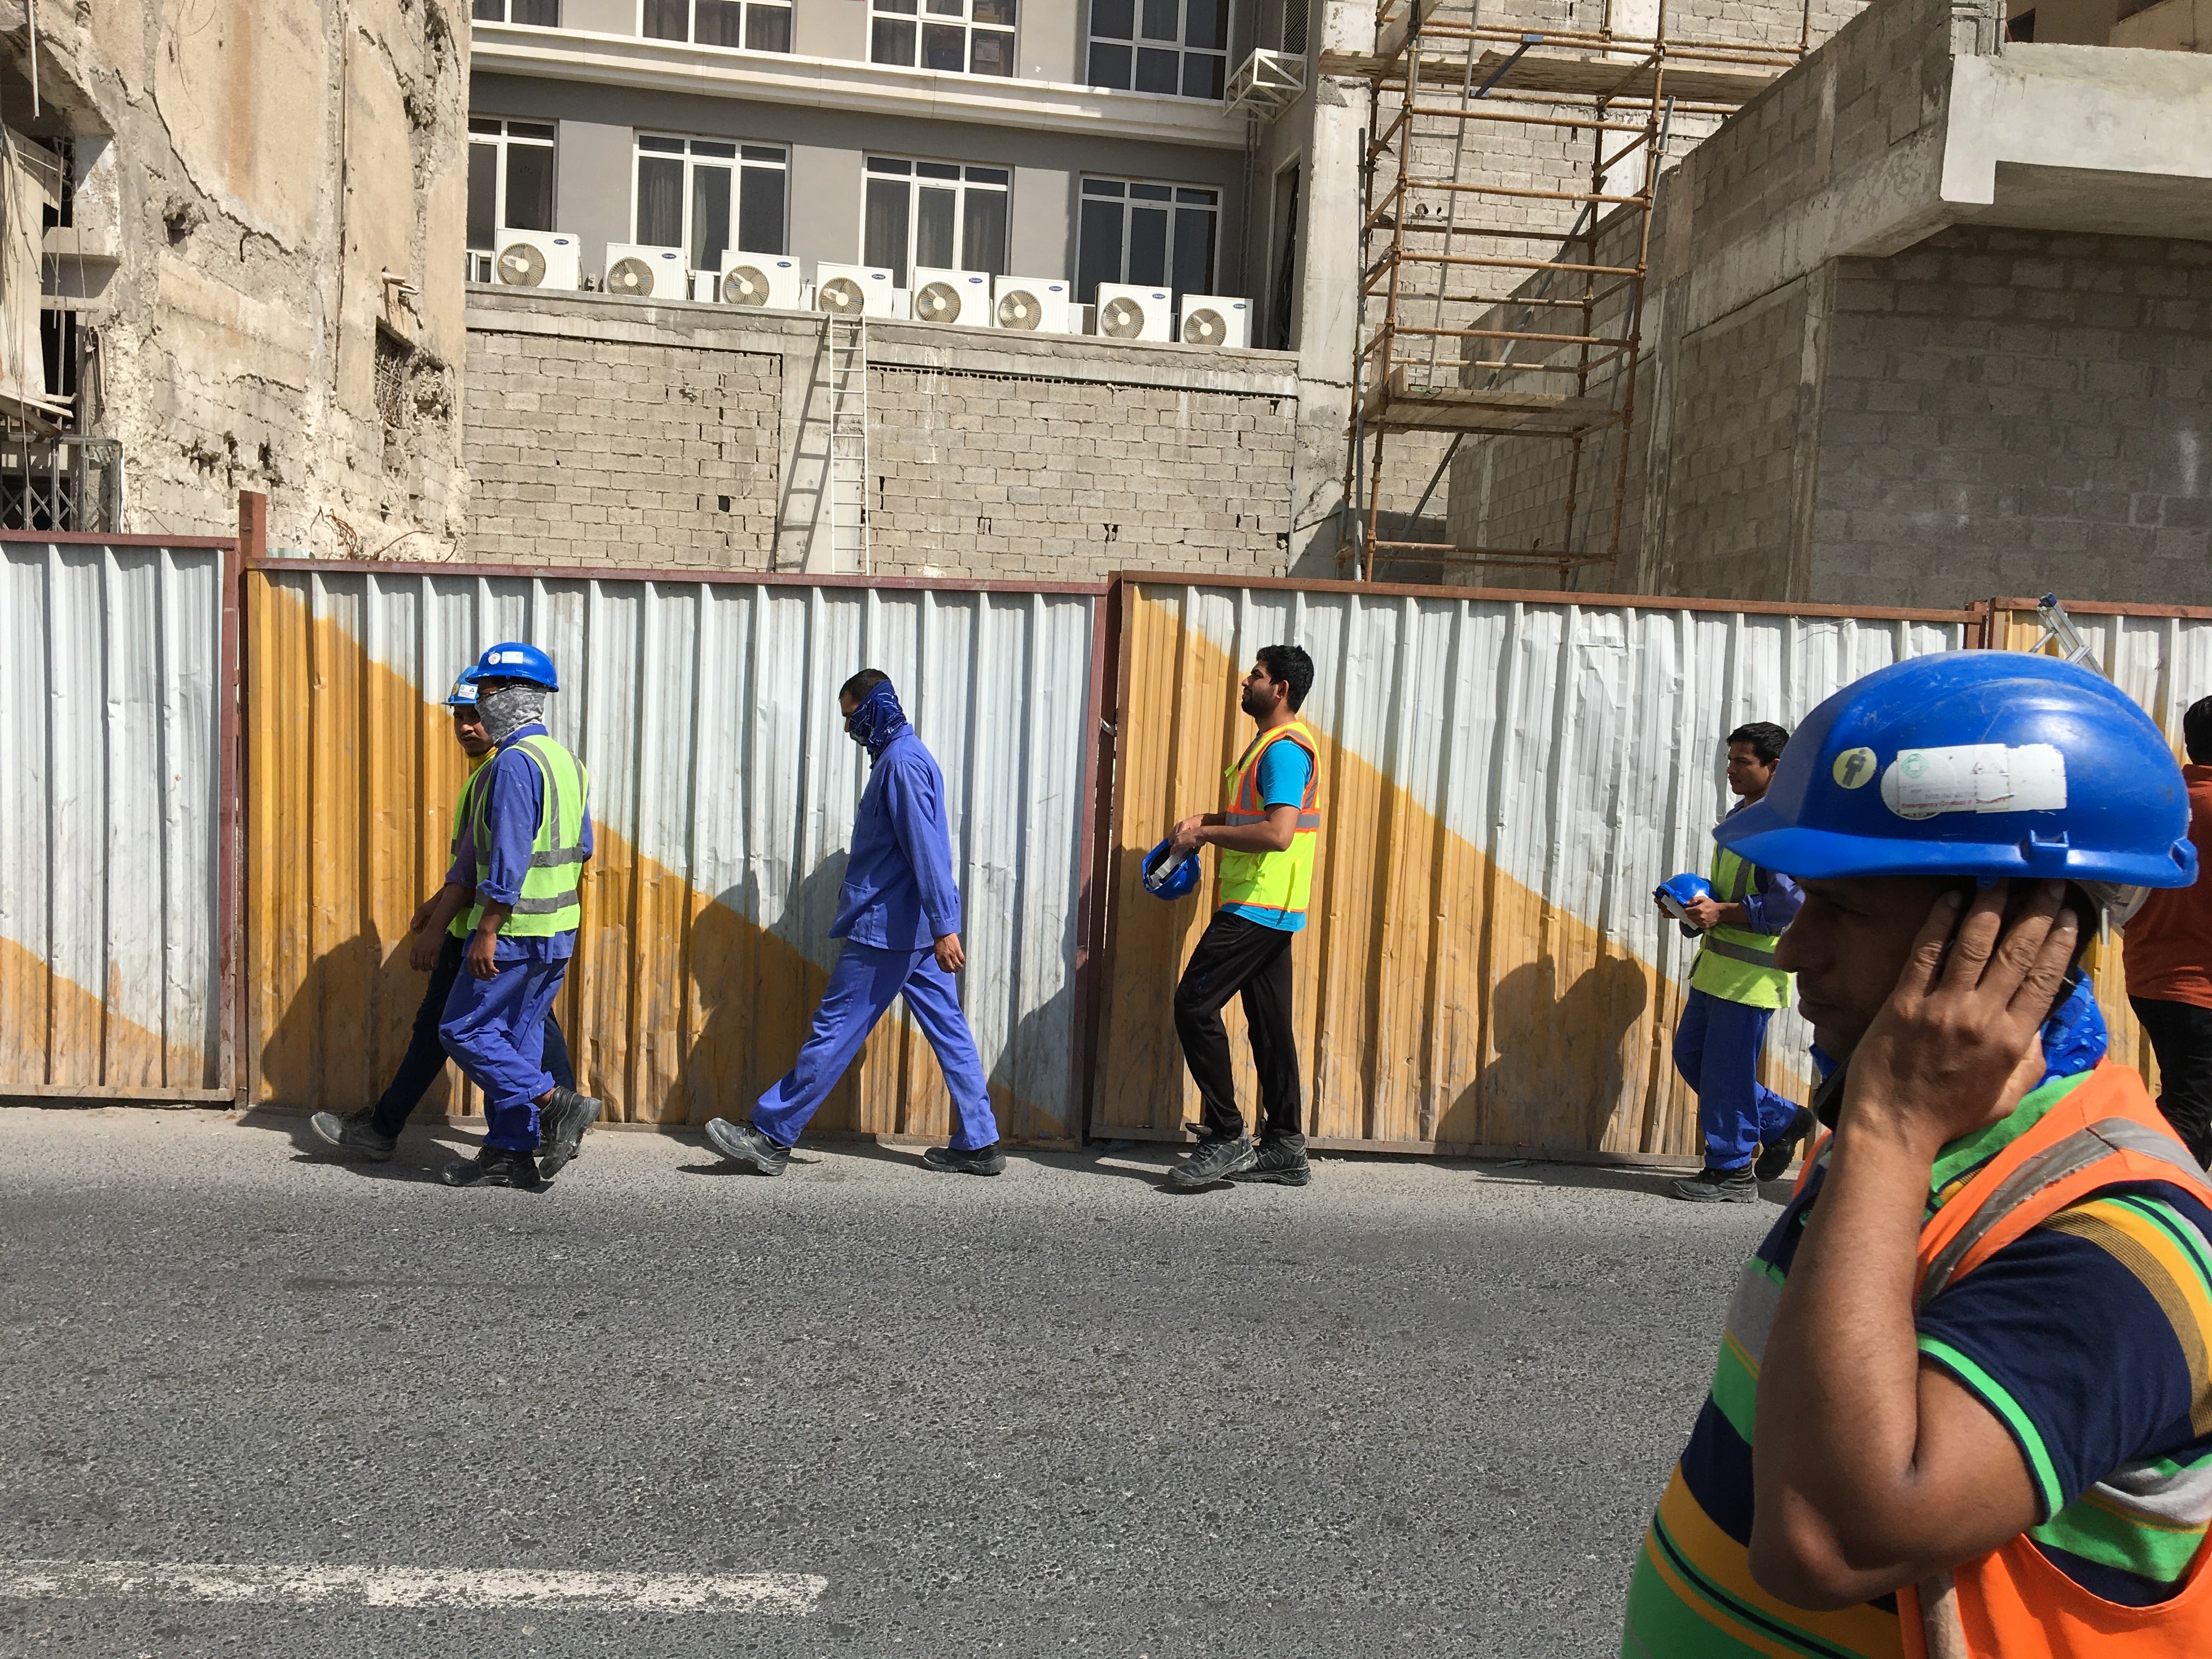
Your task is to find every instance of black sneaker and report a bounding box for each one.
[703,1117,790,1176]
[1669,1165,1758,1204]
[440,1147,547,1191]
[1166,1136,1257,1190]
[922,1143,1006,1176]
[537,1086,603,1178]
[308,1109,396,1163]
[1232,1135,1311,1187]
[1753,1106,1818,1183]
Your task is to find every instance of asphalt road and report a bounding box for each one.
[0,1109,1782,1658]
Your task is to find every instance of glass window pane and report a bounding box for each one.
[864,177,911,284]
[922,22,965,70]
[506,142,555,232]
[1176,187,1216,204]
[1082,178,1125,196]
[915,186,957,269]
[1135,46,1179,93]
[744,4,792,50]
[966,167,1009,185]
[867,156,913,173]
[1186,0,1224,48]
[1086,41,1131,87]
[1076,198,1124,304]
[737,165,786,255]
[917,162,961,180]
[961,188,1007,274]
[513,0,558,23]
[926,0,962,12]
[470,115,503,135]
[691,165,731,270]
[1139,0,1178,40]
[637,134,686,153]
[695,0,743,44]
[871,16,917,62]
[636,155,685,247]
[973,0,1016,21]
[876,0,917,11]
[970,27,1012,74]
[467,144,497,250]
[1127,205,1168,286]
[742,144,786,162]
[510,121,556,141]
[641,0,688,38]
[473,0,503,19]
[1129,182,1172,200]
[1092,0,1135,36]
[692,139,738,157]
[1183,49,1223,99]
[1171,205,1215,295]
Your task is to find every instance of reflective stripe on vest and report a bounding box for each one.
[445,763,490,940]
[465,734,589,938]
[1215,721,1321,923]
[1691,840,1791,1007]
[1896,1062,2212,1659]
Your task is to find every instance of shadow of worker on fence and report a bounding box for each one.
[1445,952,1651,1155]
[255,924,465,1121]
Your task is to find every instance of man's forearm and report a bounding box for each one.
[1198,821,1294,854]
[427,882,472,934]
[475,901,511,940]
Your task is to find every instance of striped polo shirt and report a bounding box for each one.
[1621,1066,2212,1657]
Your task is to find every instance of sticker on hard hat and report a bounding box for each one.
[1832,747,1877,789]
[1880,743,2067,820]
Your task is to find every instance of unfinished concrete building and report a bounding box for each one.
[0,0,470,554]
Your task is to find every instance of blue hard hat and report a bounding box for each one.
[1141,839,1201,901]
[443,666,482,708]
[1715,652,2196,889]
[473,640,559,691]
[1655,873,1713,909]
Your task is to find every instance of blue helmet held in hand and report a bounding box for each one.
[1141,839,1200,901]
[1714,652,2195,890]
[1654,872,1714,934]
[443,665,482,708]
[473,640,560,691]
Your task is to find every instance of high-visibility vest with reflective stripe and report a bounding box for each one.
[1215,721,1321,922]
[445,762,490,939]
[1690,840,1792,1008]
[464,733,589,939]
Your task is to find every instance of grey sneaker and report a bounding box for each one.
[922,1143,1006,1176]
[439,1146,547,1191]
[1166,1135,1257,1190]
[537,1086,602,1178]
[1753,1106,1817,1183]
[1670,1165,1758,1204]
[309,1109,395,1163]
[703,1117,790,1176]
[1232,1135,1311,1187]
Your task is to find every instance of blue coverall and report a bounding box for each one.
[752,710,998,1152]
[438,722,592,1152]
[1672,854,1804,1172]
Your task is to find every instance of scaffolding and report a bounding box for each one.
[1334,2,1804,577]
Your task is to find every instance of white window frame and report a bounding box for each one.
[1086,0,1229,100]
[632,133,791,269]
[868,0,1020,78]
[637,0,793,50]
[1074,174,1219,303]
[861,156,1012,287]
[467,117,558,261]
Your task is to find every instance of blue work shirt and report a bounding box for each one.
[447,723,592,964]
[1222,739,1314,934]
[831,727,962,951]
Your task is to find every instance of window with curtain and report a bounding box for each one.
[1074,176,1218,303]
[639,0,793,49]
[467,117,557,251]
[1086,0,1227,99]
[869,0,1018,77]
[635,135,789,268]
[861,157,1011,286]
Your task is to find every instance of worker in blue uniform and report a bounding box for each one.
[308,666,575,1166]
[437,641,603,1191]
[702,669,1003,1177]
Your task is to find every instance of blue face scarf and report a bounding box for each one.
[844,681,909,760]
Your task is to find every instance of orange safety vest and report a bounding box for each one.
[1214,720,1322,921]
[1800,1062,2212,1657]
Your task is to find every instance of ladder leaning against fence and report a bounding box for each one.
[827,313,870,574]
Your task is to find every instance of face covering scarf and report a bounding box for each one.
[477,682,548,745]
[844,681,910,759]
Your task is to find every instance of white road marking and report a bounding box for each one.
[0,1560,825,1614]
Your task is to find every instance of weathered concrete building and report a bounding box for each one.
[1,0,470,554]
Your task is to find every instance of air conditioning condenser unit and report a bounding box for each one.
[909,267,994,327]
[1094,283,1173,342]
[601,243,687,300]
[812,262,898,318]
[1178,294,1251,349]
[719,252,805,310]
[492,229,582,291]
[991,275,1072,334]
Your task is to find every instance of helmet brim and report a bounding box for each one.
[1719,810,2199,889]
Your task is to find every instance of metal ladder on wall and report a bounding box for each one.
[826,314,870,574]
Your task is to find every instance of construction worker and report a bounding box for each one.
[701,670,1003,1177]
[436,642,602,1191]
[1663,720,1815,1202]
[307,667,576,1165]
[1621,651,2212,1658]
[1162,645,1320,1192]
[2122,693,2212,1167]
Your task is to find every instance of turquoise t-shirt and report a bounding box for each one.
[1222,740,1313,934]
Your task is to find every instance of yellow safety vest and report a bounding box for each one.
[463,733,589,939]
[446,761,490,940]
[1690,839,1791,1009]
[1216,720,1321,924]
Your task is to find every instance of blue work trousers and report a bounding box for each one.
[372,933,571,1139]
[439,955,571,1152]
[1673,987,1799,1172]
[752,941,998,1152]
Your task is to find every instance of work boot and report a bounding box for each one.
[1166,1135,1257,1190]
[703,1117,790,1176]
[1232,1134,1311,1187]
[1669,1165,1758,1204]
[308,1108,396,1163]
[536,1086,603,1179]
[1753,1106,1818,1183]
[922,1142,1006,1176]
[440,1146,547,1191]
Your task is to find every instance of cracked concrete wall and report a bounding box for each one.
[8,0,469,553]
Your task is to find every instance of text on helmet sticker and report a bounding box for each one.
[1880,743,2067,820]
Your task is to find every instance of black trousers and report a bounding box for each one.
[1173,910,1302,1143]
[370,932,574,1138]
[2130,995,2212,1169]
